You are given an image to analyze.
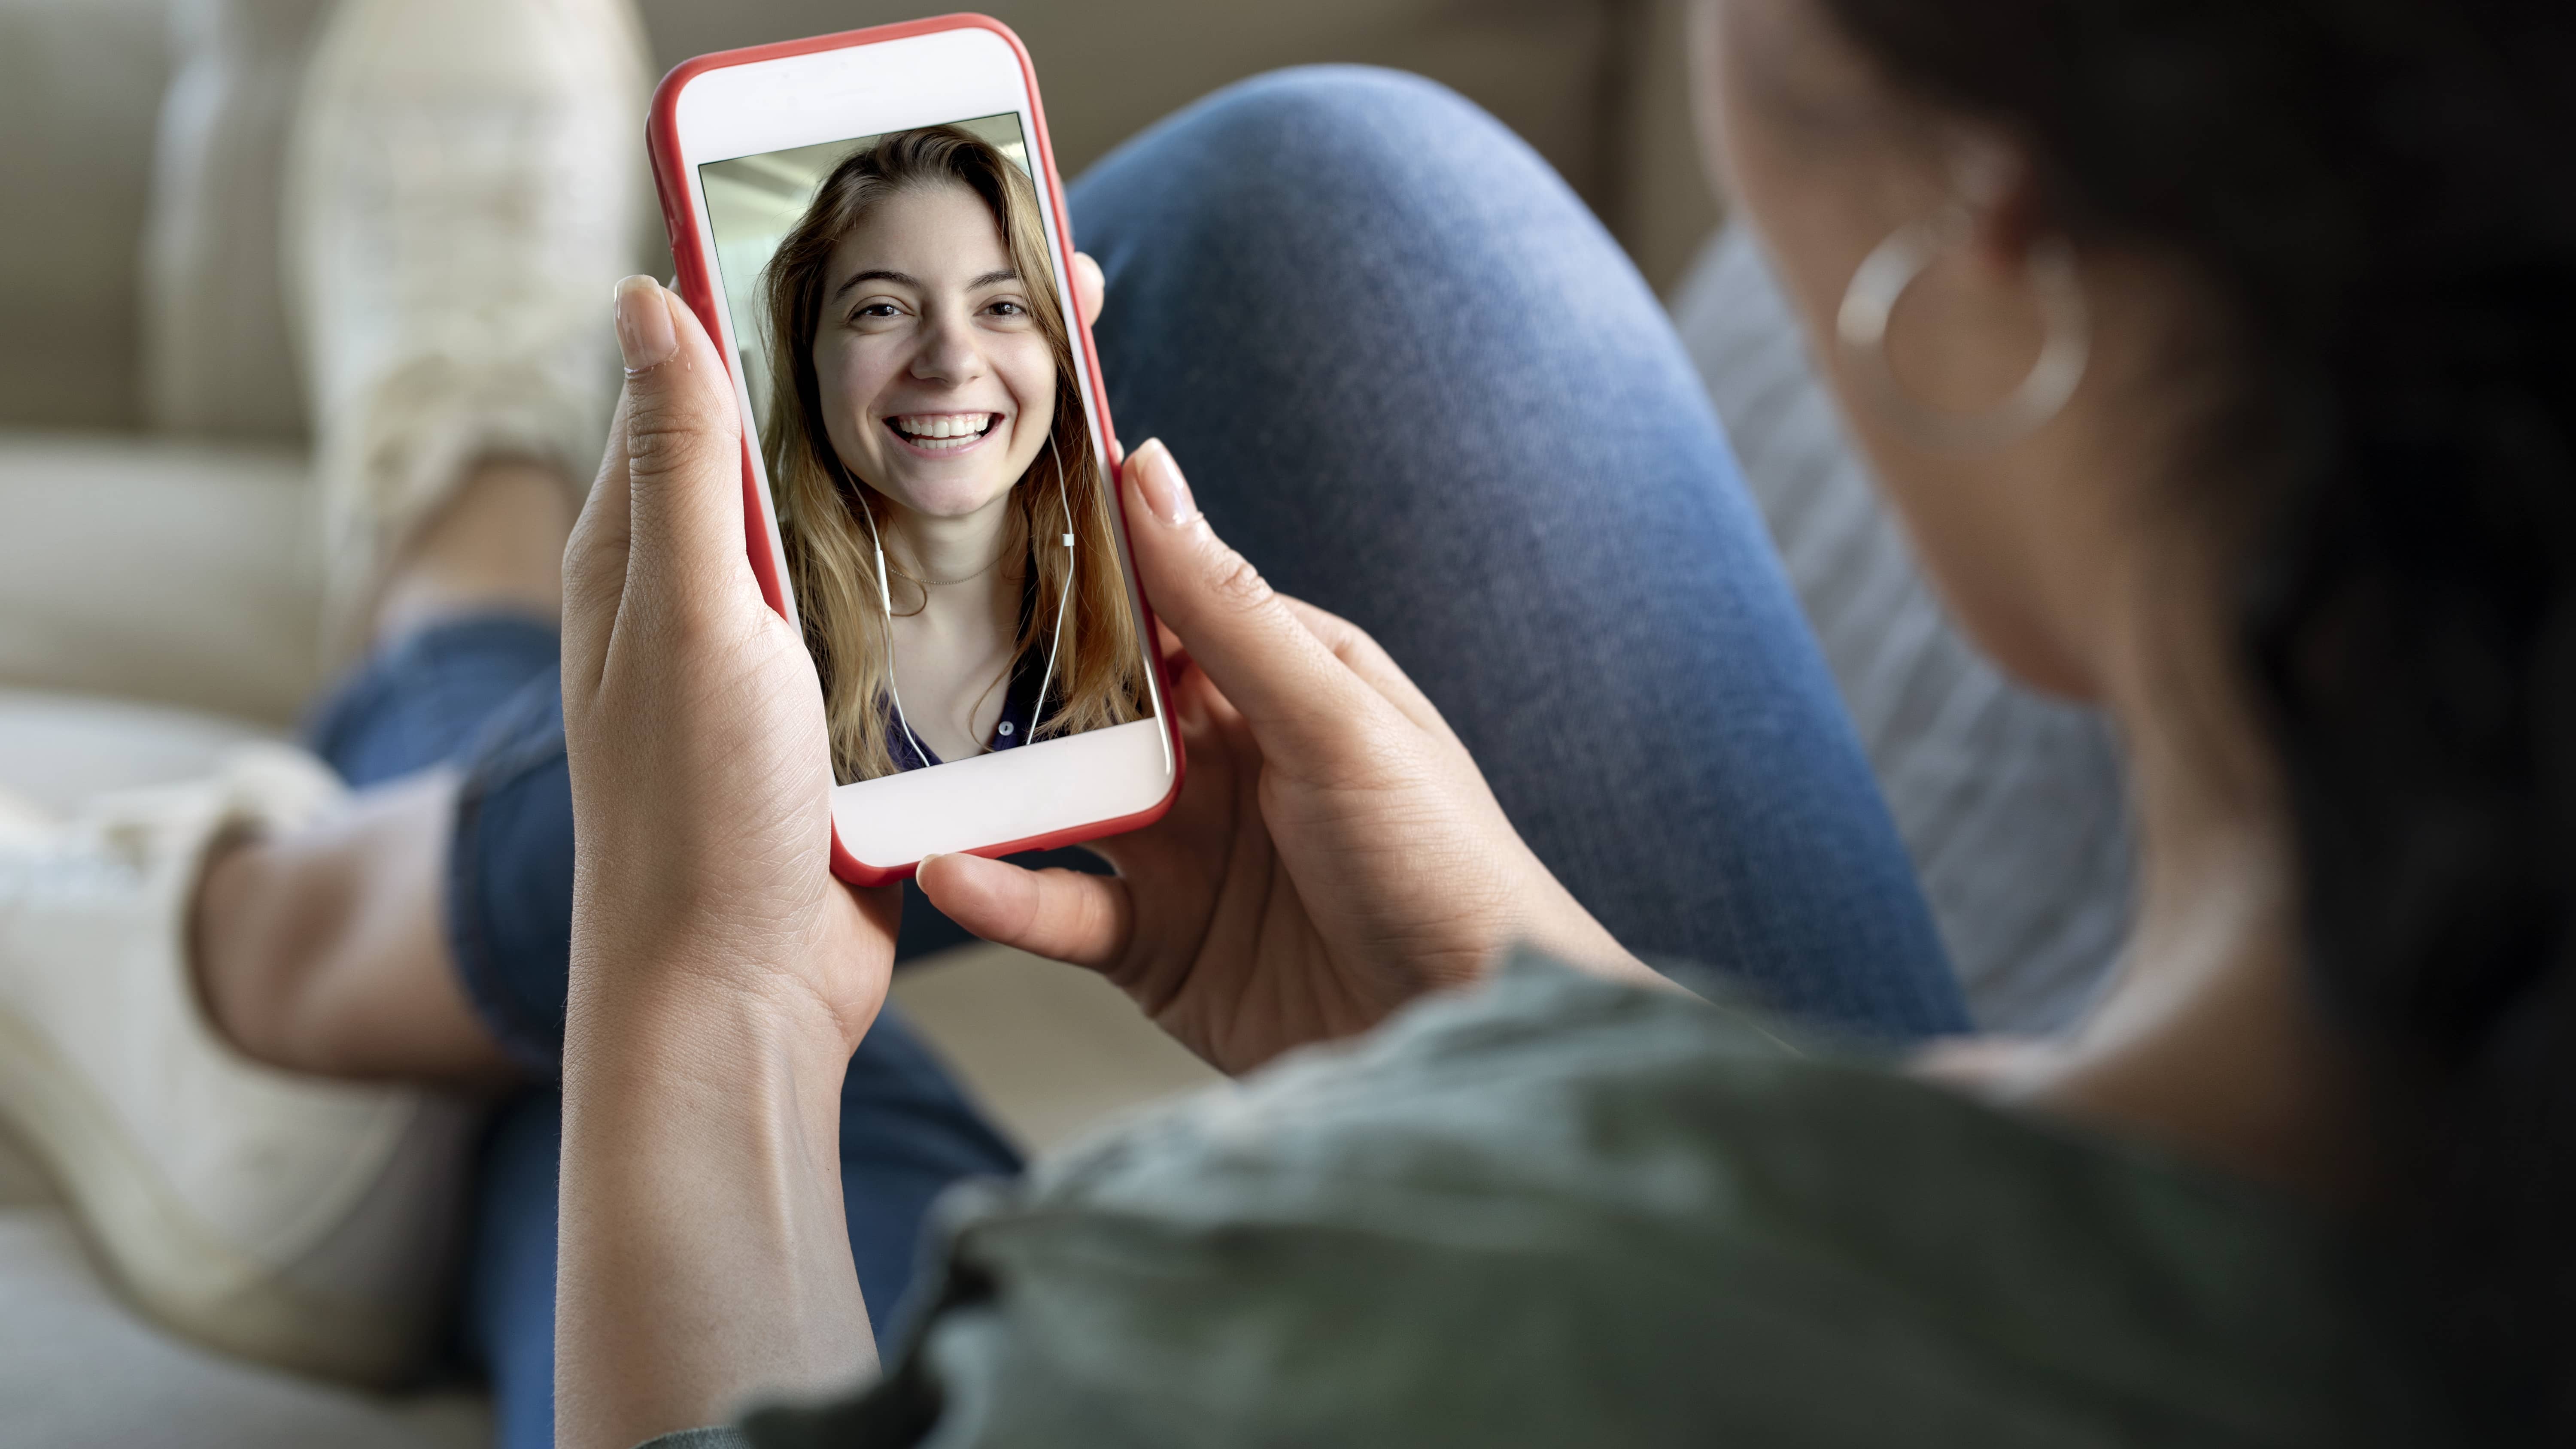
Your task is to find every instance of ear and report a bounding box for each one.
[1951,132,2053,280]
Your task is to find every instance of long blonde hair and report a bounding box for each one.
[762,127,1147,782]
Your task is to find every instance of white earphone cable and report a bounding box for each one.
[858,498,934,767]
[860,433,1077,770]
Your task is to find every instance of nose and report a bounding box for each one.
[908,306,985,387]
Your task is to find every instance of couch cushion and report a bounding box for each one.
[0,0,171,432]
[0,433,321,726]
[142,0,337,441]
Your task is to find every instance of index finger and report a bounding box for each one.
[1119,441,1397,766]
[1072,251,1105,331]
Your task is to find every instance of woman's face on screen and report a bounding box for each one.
[811,180,1057,523]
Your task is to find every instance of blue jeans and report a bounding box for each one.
[307,66,1964,1449]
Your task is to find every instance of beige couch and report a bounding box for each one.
[0,2,1715,1442]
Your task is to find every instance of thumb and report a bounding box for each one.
[1120,439,1382,762]
[610,276,750,603]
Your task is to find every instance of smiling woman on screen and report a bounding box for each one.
[762,126,1146,781]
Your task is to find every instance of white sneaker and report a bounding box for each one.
[285,0,651,660]
[0,747,473,1386]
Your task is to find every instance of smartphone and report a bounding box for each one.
[648,15,1180,887]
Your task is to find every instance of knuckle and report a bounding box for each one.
[622,421,719,482]
[1005,867,1055,940]
[1349,632,1405,678]
[621,391,734,472]
[1207,549,1276,614]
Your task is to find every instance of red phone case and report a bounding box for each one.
[646,14,1183,888]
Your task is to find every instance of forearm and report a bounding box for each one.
[1510,876,1691,998]
[556,969,875,1449]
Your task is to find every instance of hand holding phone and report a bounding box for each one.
[565,276,898,1057]
[650,17,1180,887]
[919,442,1668,1077]
[558,258,1136,1449]
[644,16,1652,1079]
[556,279,894,1449]
[559,245,1109,1058]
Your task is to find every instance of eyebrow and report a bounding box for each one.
[828,267,1024,302]
[830,268,917,302]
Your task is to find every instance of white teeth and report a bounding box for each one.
[892,412,994,441]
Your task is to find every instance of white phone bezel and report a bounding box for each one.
[663,25,1174,871]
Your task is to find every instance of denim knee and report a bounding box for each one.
[1113,64,1551,212]
[1069,61,1683,600]
[1072,63,1653,413]
[1076,64,1627,297]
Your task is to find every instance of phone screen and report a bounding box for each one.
[698,111,1154,786]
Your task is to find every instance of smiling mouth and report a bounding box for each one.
[884,412,998,454]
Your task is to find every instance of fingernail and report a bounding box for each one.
[614,275,675,371]
[1131,439,1197,526]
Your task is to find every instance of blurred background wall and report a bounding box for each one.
[0,0,1719,438]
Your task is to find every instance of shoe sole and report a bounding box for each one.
[0,999,419,1385]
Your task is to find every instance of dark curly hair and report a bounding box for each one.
[1816,0,2576,1432]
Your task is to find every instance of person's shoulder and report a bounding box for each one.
[985,951,1812,1231]
[1010,949,2003,1229]
[788,952,2453,1449]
